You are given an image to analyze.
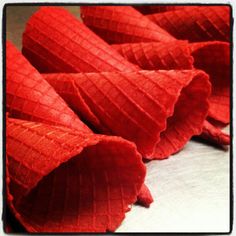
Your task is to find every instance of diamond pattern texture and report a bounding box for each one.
[190,41,230,125]
[22,7,138,73]
[43,70,211,159]
[112,41,194,70]
[134,5,185,14]
[6,41,91,133]
[147,6,230,42]
[6,117,146,232]
[80,6,176,44]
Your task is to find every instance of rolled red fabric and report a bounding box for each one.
[22,7,138,73]
[6,41,91,133]
[43,70,211,159]
[112,41,194,70]
[134,5,184,14]
[147,6,230,42]
[6,117,146,232]
[80,6,176,44]
[190,41,230,125]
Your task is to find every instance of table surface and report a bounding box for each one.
[6,6,230,233]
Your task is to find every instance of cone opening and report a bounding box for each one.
[10,139,144,232]
[191,42,230,124]
[153,71,210,159]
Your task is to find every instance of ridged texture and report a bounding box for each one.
[190,41,230,125]
[80,6,176,44]
[6,117,146,232]
[112,41,194,70]
[22,7,138,73]
[134,5,184,14]
[147,6,230,42]
[6,41,90,133]
[200,120,230,146]
[43,70,211,159]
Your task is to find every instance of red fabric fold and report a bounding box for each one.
[147,6,230,42]
[6,41,91,133]
[6,117,146,232]
[22,7,138,73]
[80,6,176,44]
[43,70,211,159]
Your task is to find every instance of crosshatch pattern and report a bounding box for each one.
[22,7,138,73]
[6,41,91,133]
[147,6,230,42]
[43,70,210,159]
[189,41,230,124]
[6,118,146,232]
[112,41,194,70]
[80,6,176,44]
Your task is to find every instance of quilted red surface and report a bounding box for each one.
[190,41,230,125]
[134,5,185,14]
[112,41,194,70]
[6,5,231,233]
[6,41,91,133]
[147,6,230,42]
[22,7,138,73]
[43,70,211,159]
[6,117,146,232]
[80,6,176,44]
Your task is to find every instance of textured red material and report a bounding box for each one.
[43,70,211,159]
[80,6,176,44]
[136,184,153,207]
[22,7,138,73]
[200,120,230,146]
[6,117,146,232]
[6,41,91,133]
[190,41,230,125]
[112,41,194,70]
[147,6,230,42]
[134,5,184,14]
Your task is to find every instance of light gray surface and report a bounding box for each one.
[6,6,230,233]
[117,139,230,232]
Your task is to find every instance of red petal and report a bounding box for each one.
[7,41,90,133]
[43,70,210,159]
[147,6,230,42]
[6,117,146,232]
[80,6,175,44]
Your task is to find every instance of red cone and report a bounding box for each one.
[22,7,138,73]
[147,6,230,42]
[80,6,176,44]
[6,41,91,133]
[6,117,146,232]
[112,41,194,70]
[43,70,211,159]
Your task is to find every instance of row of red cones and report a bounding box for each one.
[6,5,230,233]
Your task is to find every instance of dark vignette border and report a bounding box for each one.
[2,2,234,235]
